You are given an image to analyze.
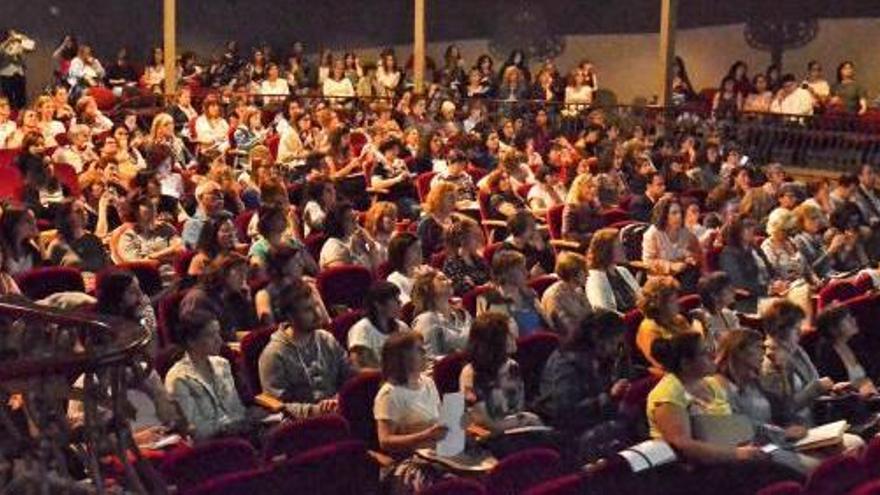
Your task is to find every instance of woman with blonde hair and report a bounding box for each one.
[148,112,190,167]
[636,276,695,374]
[586,228,640,314]
[761,208,818,322]
[417,182,458,258]
[561,173,602,246]
[541,251,592,337]
[411,268,472,358]
[34,95,64,147]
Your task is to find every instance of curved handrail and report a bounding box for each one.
[0,296,151,382]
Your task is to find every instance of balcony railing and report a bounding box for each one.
[0,296,155,494]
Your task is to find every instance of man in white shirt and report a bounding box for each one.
[770,74,814,117]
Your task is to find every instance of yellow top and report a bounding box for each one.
[647,373,732,439]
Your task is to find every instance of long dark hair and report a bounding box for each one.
[54,199,81,243]
[195,212,233,258]
[651,332,703,374]
[467,312,511,389]
[364,281,401,332]
[96,269,138,319]
[0,206,34,257]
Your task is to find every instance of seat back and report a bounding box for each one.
[272,440,378,495]
[677,294,702,314]
[545,204,565,240]
[317,264,374,310]
[113,261,163,297]
[522,473,587,495]
[756,481,804,495]
[528,274,559,299]
[852,480,880,495]
[262,414,351,463]
[0,165,24,201]
[233,210,256,242]
[15,267,85,300]
[338,370,383,450]
[862,436,880,478]
[486,448,562,495]
[432,351,468,395]
[416,172,438,202]
[803,454,865,495]
[514,332,560,402]
[52,162,81,196]
[704,245,723,272]
[239,326,276,397]
[482,241,503,265]
[619,374,661,440]
[159,438,258,492]
[462,284,492,317]
[185,468,277,495]
[817,279,862,312]
[156,289,187,347]
[0,149,20,169]
[600,208,630,228]
[175,249,197,278]
[421,478,487,495]
[330,309,366,349]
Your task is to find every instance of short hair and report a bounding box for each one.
[387,232,420,274]
[761,298,805,341]
[697,272,732,312]
[176,309,218,347]
[838,173,859,188]
[650,332,704,374]
[445,216,481,251]
[364,281,402,324]
[411,269,442,315]
[554,252,586,282]
[381,331,423,385]
[565,310,624,352]
[466,312,512,386]
[586,228,619,269]
[793,202,824,231]
[274,279,317,322]
[638,276,680,320]
[491,250,526,284]
[257,204,287,238]
[506,210,534,237]
[816,304,852,340]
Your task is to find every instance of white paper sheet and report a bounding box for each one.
[436,392,465,457]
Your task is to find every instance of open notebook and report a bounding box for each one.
[617,440,677,473]
[793,420,849,452]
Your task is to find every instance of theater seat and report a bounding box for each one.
[803,454,865,495]
[338,370,383,450]
[159,438,258,493]
[432,351,468,395]
[271,440,379,495]
[514,332,560,402]
[15,267,85,300]
[262,414,351,463]
[420,478,487,495]
[486,448,562,495]
[756,481,803,495]
[317,264,374,311]
[186,468,278,495]
[522,473,587,495]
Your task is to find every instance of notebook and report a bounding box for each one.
[793,420,848,452]
[618,440,677,473]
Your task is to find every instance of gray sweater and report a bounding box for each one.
[258,328,352,418]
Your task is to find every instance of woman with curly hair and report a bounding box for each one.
[636,276,696,374]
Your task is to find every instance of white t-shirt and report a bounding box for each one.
[260,78,290,105]
[770,88,814,116]
[319,237,352,269]
[387,271,414,304]
[373,375,440,434]
[302,201,326,238]
[0,121,17,149]
[348,317,410,362]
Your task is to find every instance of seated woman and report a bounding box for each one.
[461,312,543,438]
[318,201,379,270]
[165,310,258,440]
[526,165,566,218]
[417,182,457,260]
[349,281,411,370]
[117,194,183,280]
[501,210,555,276]
[484,171,524,221]
[188,212,237,276]
[812,304,878,397]
[636,276,696,374]
[585,228,640,315]
[477,250,548,338]
[541,251,592,338]
[302,178,336,238]
[0,206,42,276]
[690,272,740,351]
[642,197,702,291]
[386,233,424,305]
[411,269,472,359]
[258,280,352,418]
[648,332,770,464]
[179,253,258,342]
[760,299,843,425]
[254,246,328,326]
[561,173,602,247]
[761,209,820,323]
[363,201,399,267]
[536,311,632,463]
[47,199,110,273]
[442,217,490,296]
[374,331,451,494]
[719,216,779,314]
[248,203,310,270]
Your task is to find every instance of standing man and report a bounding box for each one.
[0,29,35,110]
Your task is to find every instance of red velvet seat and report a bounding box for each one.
[600,208,630,228]
[272,440,379,495]
[514,332,560,402]
[174,250,197,278]
[545,204,565,241]
[262,414,351,463]
[704,245,722,272]
[677,293,702,314]
[338,370,383,450]
[432,351,468,395]
[233,209,256,242]
[522,473,587,495]
[52,162,80,196]
[756,481,803,495]
[317,264,374,310]
[482,242,503,265]
[416,172,438,202]
[486,448,562,495]
[619,374,661,439]
[420,478,487,495]
[330,308,365,348]
[0,165,24,200]
[239,326,276,397]
[15,267,85,300]
[185,467,277,495]
[862,436,880,478]
[0,148,20,169]
[817,278,862,312]
[852,480,880,495]
[803,454,865,495]
[462,284,492,317]
[159,438,259,493]
[430,250,447,269]
[528,274,559,299]
[156,289,187,347]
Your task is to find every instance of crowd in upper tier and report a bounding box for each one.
[2,29,880,494]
